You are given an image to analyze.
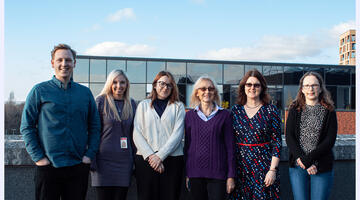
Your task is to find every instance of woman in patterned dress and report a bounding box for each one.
[229,69,282,200]
[285,72,337,200]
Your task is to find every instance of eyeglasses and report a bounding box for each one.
[303,84,320,90]
[198,87,215,92]
[157,81,173,89]
[245,83,261,88]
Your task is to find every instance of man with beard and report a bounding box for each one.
[20,44,101,200]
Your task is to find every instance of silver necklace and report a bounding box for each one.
[245,103,261,109]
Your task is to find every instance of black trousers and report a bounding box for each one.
[34,163,90,200]
[189,178,226,200]
[134,155,184,200]
[95,186,128,200]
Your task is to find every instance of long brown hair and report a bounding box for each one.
[289,71,334,111]
[236,69,270,105]
[148,71,179,107]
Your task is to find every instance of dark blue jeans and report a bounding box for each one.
[289,166,333,200]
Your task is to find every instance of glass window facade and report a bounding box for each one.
[127,61,146,83]
[224,64,244,84]
[147,61,165,83]
[107,60,126,75]
[187,63,222,84]
[73,58,89,82]
[74,56,355,114]
[167,62,187,84]
[90,59,106,82]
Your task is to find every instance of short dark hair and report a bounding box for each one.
[236,69,270,105]
[51,44,76,60]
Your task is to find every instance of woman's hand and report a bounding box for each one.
[155,162,164,174]
[185,177,190,191]
[307,164,317,175]
[264,170,276,187]
[226,178,235,193]
[148,154,162,170]
[296,158,306,169]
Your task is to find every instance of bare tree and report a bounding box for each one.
[5,92,25,135]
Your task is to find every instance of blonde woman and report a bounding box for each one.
[90,69,137,200]
[184,76,235,200]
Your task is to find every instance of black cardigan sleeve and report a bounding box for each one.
[306,110,338,162]
[285,108,307,165]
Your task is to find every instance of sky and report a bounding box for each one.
[4,0,356,101]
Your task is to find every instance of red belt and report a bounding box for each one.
[237,142,270,146]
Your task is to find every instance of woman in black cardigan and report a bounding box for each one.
[285,71,337,200]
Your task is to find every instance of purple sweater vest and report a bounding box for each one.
[184,109,235,180]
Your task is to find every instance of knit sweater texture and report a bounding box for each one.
[184,109,235,180]
[133,99,185,161]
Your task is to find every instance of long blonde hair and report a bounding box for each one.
[97,69,133,121]
[189,75,221,108]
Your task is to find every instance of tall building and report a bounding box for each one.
[339,29,356,65]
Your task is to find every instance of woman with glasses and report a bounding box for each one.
[133,71,185,200]
[184,76,235,200]
[286,72,337,200]
[229,69,282,200]
[90,69,137,200]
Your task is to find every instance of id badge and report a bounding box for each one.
[120,137,128,149]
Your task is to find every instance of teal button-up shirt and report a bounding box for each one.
[20,76,101,168]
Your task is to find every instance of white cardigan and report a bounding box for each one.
[133,99,185,161]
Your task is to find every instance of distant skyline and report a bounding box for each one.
[5,0,355,101]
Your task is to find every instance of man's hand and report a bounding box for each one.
[82,156,91,164]
[35,157,50,166]
[226,178,235,193]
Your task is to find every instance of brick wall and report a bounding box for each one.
[284,110,355,135]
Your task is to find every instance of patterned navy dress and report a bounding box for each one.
[229,104,282,200]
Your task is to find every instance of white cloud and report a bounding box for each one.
[107,8,135,23]
[84,42,155,57]
[329,20,355,39]
[198,20,355,63]
[199,35,322,61]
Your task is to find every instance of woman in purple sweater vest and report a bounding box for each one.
[90,70,137,200]
[184,75,236,200]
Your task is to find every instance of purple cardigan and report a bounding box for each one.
[184,109,235,180]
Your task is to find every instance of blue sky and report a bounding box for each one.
[5,0,355,101]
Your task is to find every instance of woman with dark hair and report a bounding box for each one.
[133,71,185,200]
[286,72,337,200]
[229,69,282,200]
[184,75,235,200]
[90,69,137,200]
